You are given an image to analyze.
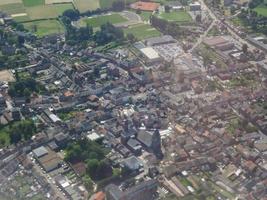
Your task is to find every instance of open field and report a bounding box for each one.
[22,0,44,7]
[73,0,100,13]
[45,0,73,4]
[253,5,267,17]
[83,13,128,27]
[99,0,137,9]
[138,11,152,21]
[123,23,161,40]
[23,19,64,37]
[0,0,22,5]
[0,3,26,15]
[26,3,73,20]
[159,11,192,23]
[0,70,15,82]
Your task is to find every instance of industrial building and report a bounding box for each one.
[140,47,162,64]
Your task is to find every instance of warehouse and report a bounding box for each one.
[140,47,162,64]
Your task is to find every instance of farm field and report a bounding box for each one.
[83,13,128,27]
[23,19,64,37]
[0,3,26,15]
[73,0,100,13]
[26,3,73,20]
[22,0,45,7]
[159,11,192,23]
[0,0,22,5]
[99,0,137,9]
[123,23,161,40]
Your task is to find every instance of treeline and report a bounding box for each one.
[61,9,125,46]
[239,9,267,35]
[150,16,185,39]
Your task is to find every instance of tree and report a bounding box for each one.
[82,175,94,191]
[10,131,21,144]
[87,159,99,179]
[165,5,171,13]
[242,43,248,54]
[126,33,136,43]
[63,9,80,21]
[112,1,125,11]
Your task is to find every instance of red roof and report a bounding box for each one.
[130,1,160,11]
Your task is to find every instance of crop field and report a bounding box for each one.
[22,0,45,7]
[159,11,192,23]
[83,13,128,27]
[23,19,64,37]
[73,0,100,13]
[99,0,137,9]
[0,3,26,15]
[26,3,73,20]
[123,23,161,40]
[0,0,22,5]
[45,0,73,4]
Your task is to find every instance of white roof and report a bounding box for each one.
[49,114,61,123]
[140,47,160,60]
[86,132,102,141]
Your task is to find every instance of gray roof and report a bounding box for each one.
[137,130,153,148]
[121,156,142,171]
[33,146,48,158]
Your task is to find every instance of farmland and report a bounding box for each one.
[82,13,128,27]
[73,0,100,13]
[123,23,161,40]
[99,0,137,9]
[22,0,45,7]
[0,3,26,15]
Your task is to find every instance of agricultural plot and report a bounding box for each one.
[123,23,161,40]
[99,0,137,9]
[158,11,192,23]
[26,3,73,20]
[0,0,22,6]
[23,19,64,37]
[73,0,100,13]
[22,0,44,7]
[83,13,128,27]
[45,0,73,4]
[0,3,26,15]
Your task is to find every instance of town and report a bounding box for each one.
[0,0,266,200]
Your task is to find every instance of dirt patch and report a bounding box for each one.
[0,70,15,82]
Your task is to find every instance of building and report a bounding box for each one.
[145,35,176,46]
[204,36,235,51]
[140,47,162,64]
[189,2,201,11]
[221,0,233,6]
[105,179,158,200]
[130,1,160,12]
[120,156,143,173]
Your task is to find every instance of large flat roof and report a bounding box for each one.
[140,47,160,60]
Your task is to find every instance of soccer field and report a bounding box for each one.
[159,11,192,23]
[23,19,64,37]
[123,23,161,40]
[73,0,100,13]
[83,13,128,27]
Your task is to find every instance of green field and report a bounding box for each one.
[0,3,26,15]
[139,11,152,21]
[23,19,64,37]
[83,13,128,27]
[74,0,100,13]
[22,0,44,7]
[26,3,73,20]
[253,5,267,17]
[123,23,161,40]
[159,11,192,23]
[99,0,137,8]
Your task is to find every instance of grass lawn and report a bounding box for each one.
[0,3,26,15]
[73,0,100,13]
[0,131,10,147]
[23,19,64,37]
[123,23,161,40]
[26,3,73,20]
[22,0,44,7]
[100,0,137,9]
[159,11,192,23]
[253,5,267,17]
[13,15,31,22]
[83,13,127,27]
[139,11,152,21]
